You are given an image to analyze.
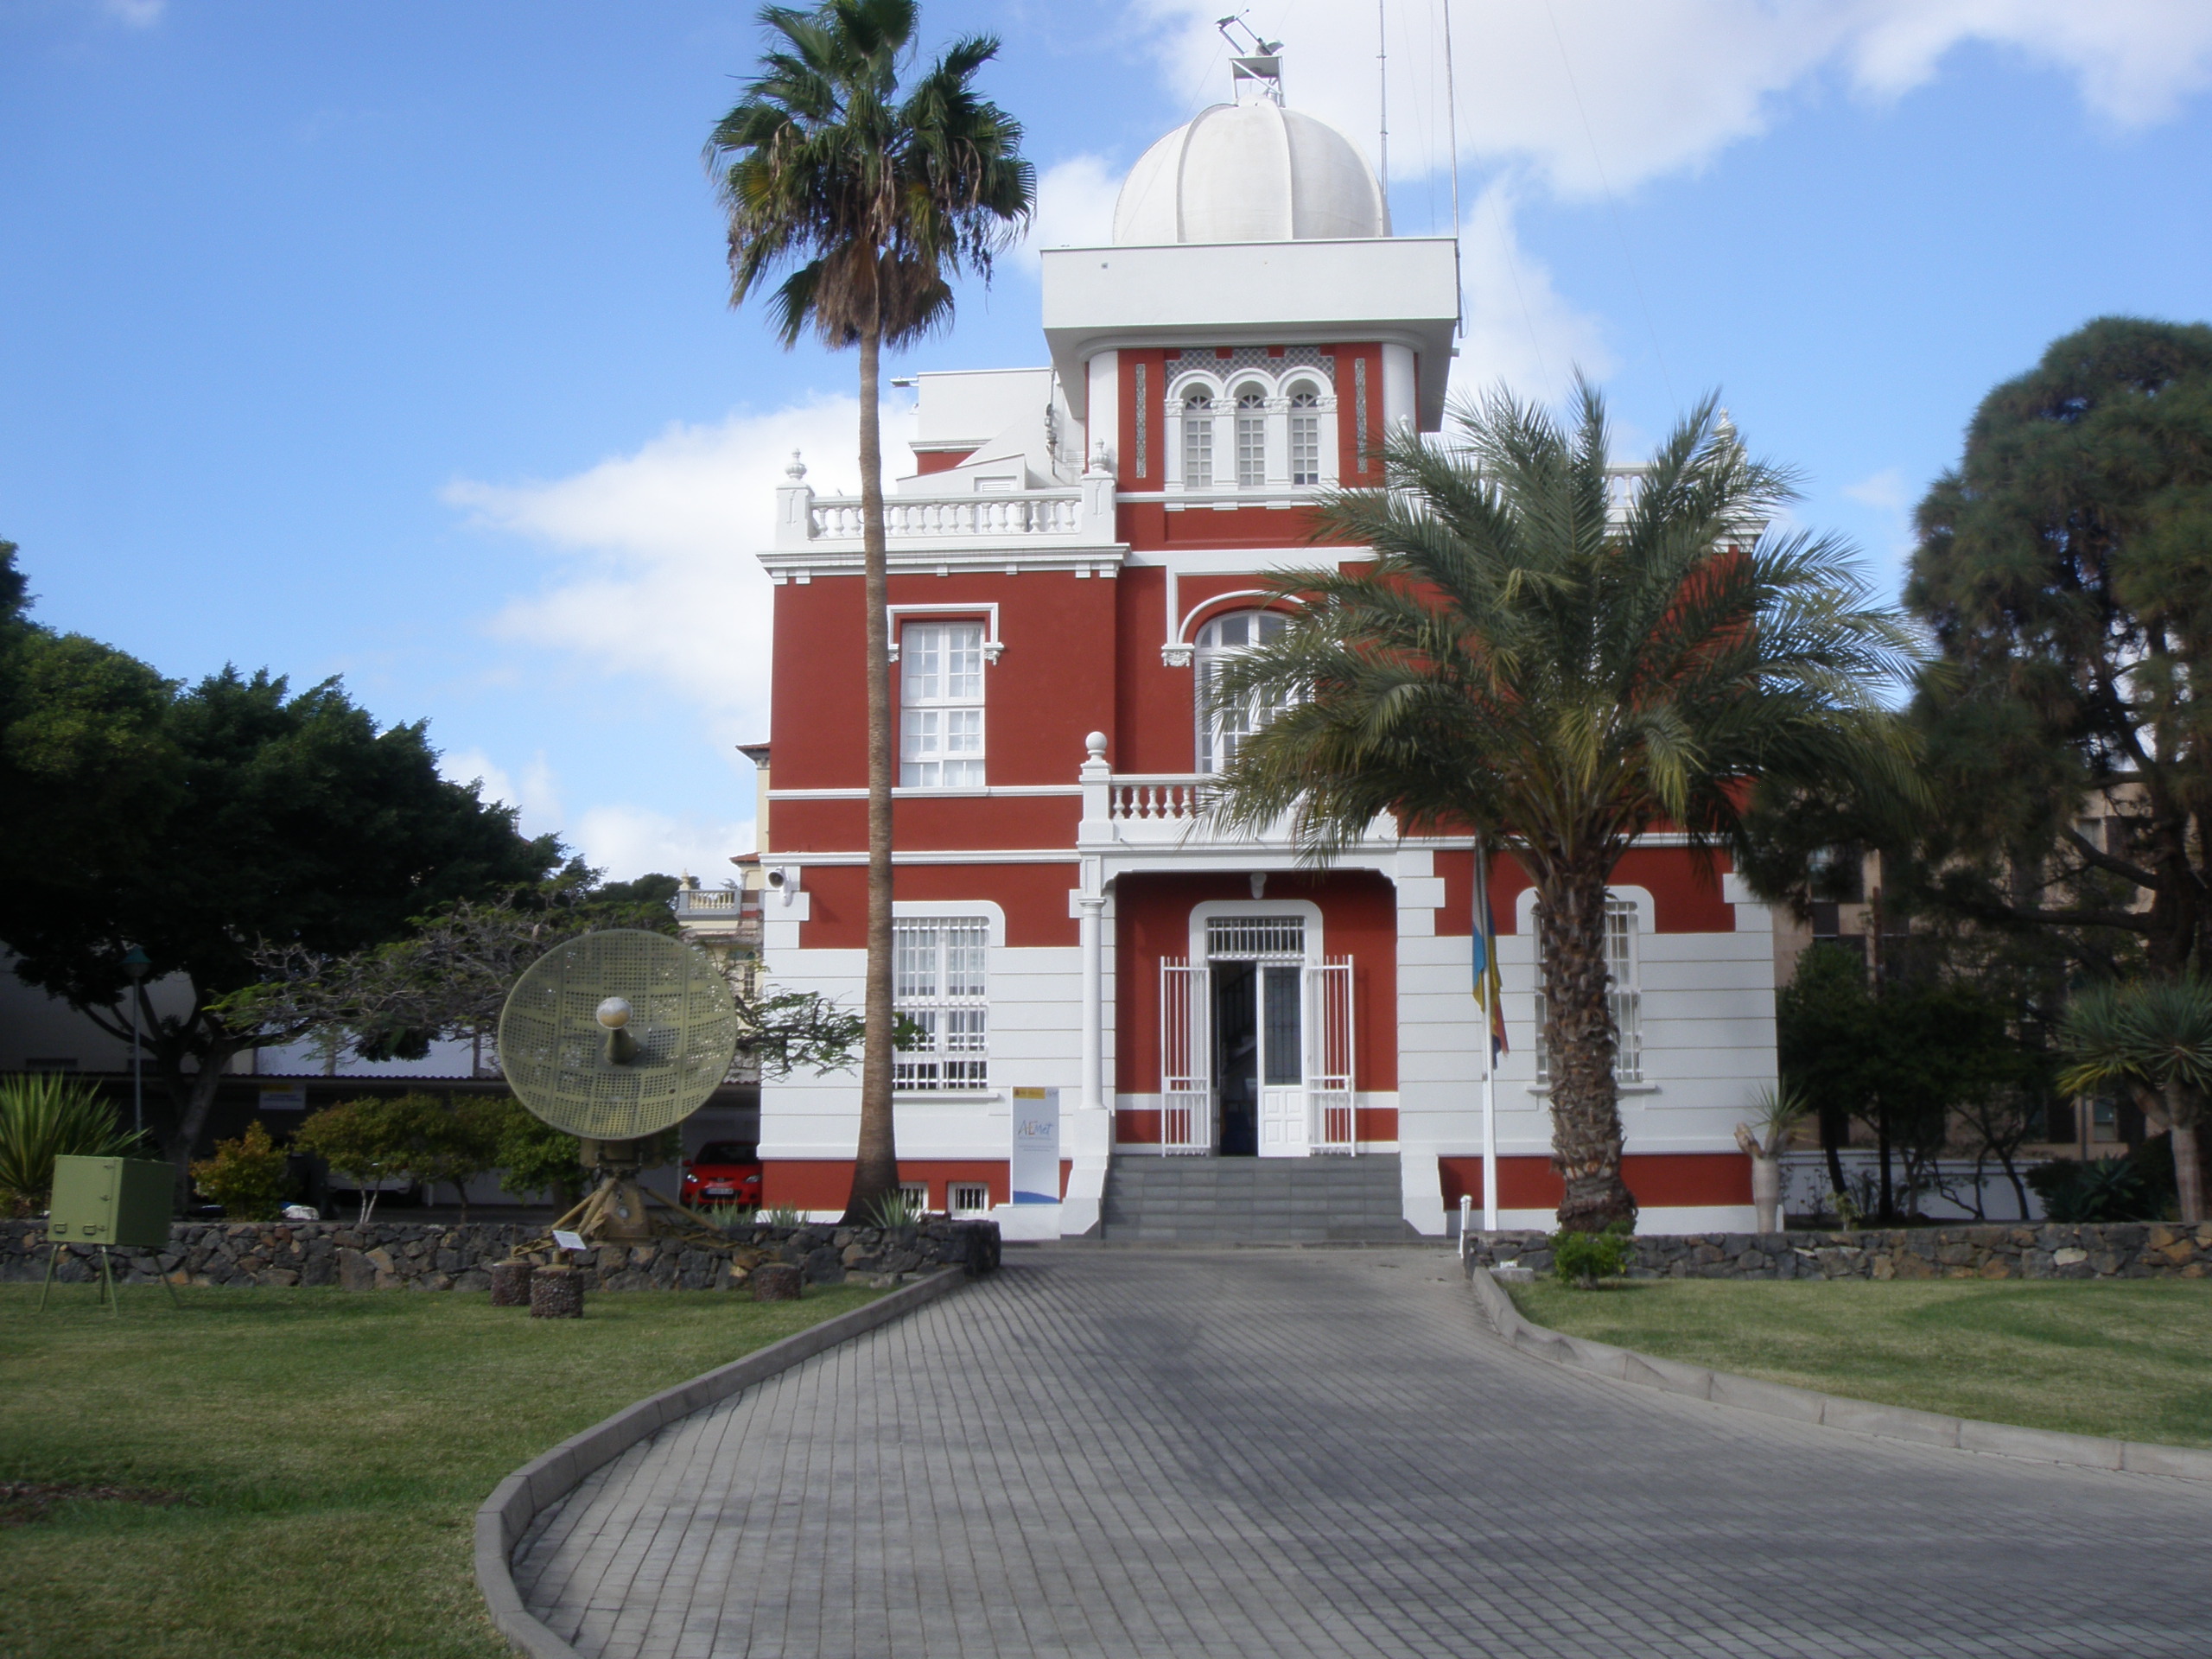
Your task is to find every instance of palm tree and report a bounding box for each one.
[1206,381,1920,1231]
[2057,977,2212,1224]
[707,0,1032,1222]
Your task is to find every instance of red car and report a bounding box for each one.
[682,1141,762,1210]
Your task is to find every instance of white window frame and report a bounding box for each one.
[899,620,987,788]
[1181,388,1216,487]
[1531,895,1643,1085]
[1288,385,1324,486]
[893,915,991,1092]
[947,1180,992,1216]
[1234,385,1268,488]
[1193,609,1293,774]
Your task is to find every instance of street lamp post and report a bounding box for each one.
[122,946,150,1140]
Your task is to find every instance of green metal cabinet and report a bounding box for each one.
[48,1155,174,1249]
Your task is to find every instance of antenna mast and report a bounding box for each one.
[1443,0,1463,334]
[1376,1,1389,198]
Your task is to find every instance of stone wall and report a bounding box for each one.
[1465,1222,2212,1281]
[3,1216,1001,1293]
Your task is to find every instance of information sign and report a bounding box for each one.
[1010,1086,1060,1205]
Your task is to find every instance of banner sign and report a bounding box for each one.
[1010,1086,1061,1205]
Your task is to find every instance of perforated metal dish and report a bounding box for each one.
[497,930,741,1140]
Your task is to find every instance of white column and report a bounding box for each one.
[1080,890,1106,1112]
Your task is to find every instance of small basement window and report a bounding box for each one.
[948,1181,991,1216]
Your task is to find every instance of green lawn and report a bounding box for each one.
[1510,1277,2212,1448]
[0,1279,878,1659]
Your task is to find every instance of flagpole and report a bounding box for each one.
[1478,836,1499,1232]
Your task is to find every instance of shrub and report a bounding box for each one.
[2028,1156,2155,1224]
[1552,1226,1635,1288]
[0,1074,141,1216]
[189,1122,296,1221]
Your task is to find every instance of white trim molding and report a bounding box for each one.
[887,601,1005,664]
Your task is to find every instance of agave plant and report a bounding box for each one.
[0,1074,142,1217]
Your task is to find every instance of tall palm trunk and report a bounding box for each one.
[1535,858,1637,1230]
[847,319,899,1222]
[2164,1080,2203,1225]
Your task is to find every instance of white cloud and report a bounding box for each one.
[440,747,563,830]
[1842,467,1910,513]
[569,804,754,883]
[1447,181,1615,407]
[445,397,903,733]
[1134,2,2212,199]
[1022,154,1124,270]
[101,0,165,25]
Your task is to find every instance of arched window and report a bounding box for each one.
[1182,391,1215,487]
[1235,386,1268,488]
[1288,385,1322,486]
[1195,609,1291,773]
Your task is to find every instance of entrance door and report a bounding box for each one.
[1211,960,1306,1158]
[1255,963,1307,1157]
[1211,962,1258,1156]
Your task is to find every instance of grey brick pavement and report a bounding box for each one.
[512,1248,2212,1658]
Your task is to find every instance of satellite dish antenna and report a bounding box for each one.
[498,929,741,1242]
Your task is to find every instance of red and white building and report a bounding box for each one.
[747,78,1776,1236]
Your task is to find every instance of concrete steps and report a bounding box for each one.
[1098,1154,1412,1243]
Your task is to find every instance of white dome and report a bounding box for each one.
[1111,101,1390,245]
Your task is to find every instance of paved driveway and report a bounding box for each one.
[512,1248,2211,1658]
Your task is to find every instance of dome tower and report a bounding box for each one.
[1110,99,1391,246]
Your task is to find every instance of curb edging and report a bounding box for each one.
[474,1268,971,1659]
[1465,1264,2212,1484]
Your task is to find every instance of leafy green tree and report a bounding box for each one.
[1206,384,1916,1230]
[1777,946,2031,1219]
[707,0,1033,1222]
[292,1097,413,1223]
[1900,317,2212,978]
[221,880,866,1083]
[0,570,565,1192]
[2057,977,2212,1224]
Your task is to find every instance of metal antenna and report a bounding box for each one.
[1376,1,1389,202]
[1442,0,1464,334]
[1216,13,1284,104]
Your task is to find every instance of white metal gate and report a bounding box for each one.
[1159,957,1211,1154]
[1309,957,1356,1154]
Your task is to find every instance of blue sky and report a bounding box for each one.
[4,0,2209,877]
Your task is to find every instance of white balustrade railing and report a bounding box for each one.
[1108,774,1213,823]
[809,491,1083,541]
[673,888,742,913]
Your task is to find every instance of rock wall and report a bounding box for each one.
[2,1216,1001,1292]
[1464,1222,2212,1281]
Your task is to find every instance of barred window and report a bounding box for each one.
[1289,387,1321,486]
[899,622,985,787]
[893,918,989,1090]
[1206,915,1306,958]
[1534,899,1643,1084]
[1182,391,1214,486]
[1236,388,1268,487]
[948,1180,991,1215]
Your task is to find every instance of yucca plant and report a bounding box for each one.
[0,1074,142,1217]
[2057,978,2212,1224]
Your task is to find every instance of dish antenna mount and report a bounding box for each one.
[1217,14,1284,104]
[499,929,741,1242]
